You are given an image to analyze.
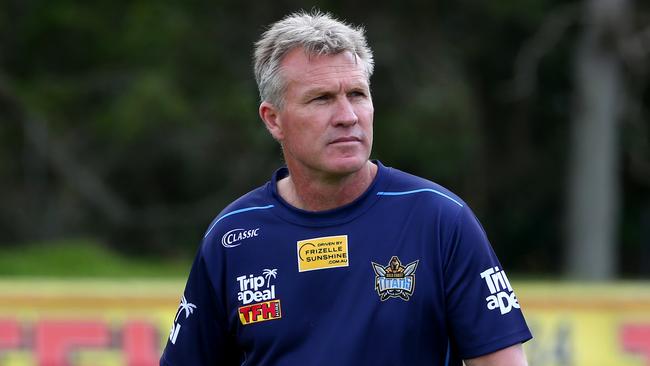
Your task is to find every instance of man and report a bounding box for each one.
[160,11,531,366]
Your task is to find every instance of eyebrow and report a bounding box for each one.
[303,82,369,98]
[302,87,333,99]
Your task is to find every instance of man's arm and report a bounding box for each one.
[160,247,240,365]
[464,343,528,366]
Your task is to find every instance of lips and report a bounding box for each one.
[329,136,361,144]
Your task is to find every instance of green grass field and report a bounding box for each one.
[0,239,191,278]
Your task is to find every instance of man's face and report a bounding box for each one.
[262,48,374,179]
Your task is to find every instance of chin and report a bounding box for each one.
[324,156,368,175]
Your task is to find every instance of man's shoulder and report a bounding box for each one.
[223,184,273,213]
[382,165,467,210]
[201,183,274,243]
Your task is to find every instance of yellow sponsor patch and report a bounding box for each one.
[238,299,282,325]
[297,235,349,272]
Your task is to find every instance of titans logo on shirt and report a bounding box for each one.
[372,256,419,301]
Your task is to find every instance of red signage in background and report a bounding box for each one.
[0,279,182,366]
[1,280,650,366]
[0,319,160,366]
[518,283,650,366]
[621,324,650,366]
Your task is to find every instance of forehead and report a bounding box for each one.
[280,48,369,91]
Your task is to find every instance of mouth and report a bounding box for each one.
[329,136,362,144]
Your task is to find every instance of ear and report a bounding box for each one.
[259,101,283,141]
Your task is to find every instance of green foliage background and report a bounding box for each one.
[1,1,648,277]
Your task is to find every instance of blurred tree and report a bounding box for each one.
[0,0,648,277]
[566,0,630,280]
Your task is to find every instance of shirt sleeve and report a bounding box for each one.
[443,205,532,359]
[160,244,240,366]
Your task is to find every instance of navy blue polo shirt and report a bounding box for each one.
[161,161,532,365]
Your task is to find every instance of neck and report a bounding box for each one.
[277,161,378,211]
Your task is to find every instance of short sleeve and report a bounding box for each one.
[443,205,532,359]
[160,245,240,366]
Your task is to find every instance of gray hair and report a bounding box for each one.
[253,10,374,108]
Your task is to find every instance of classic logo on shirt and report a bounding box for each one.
[371,256,419,301]
[297,235,349,272]
[221,228,260,248]
[169,295,197,344]
[480,266,520,315]
[236,268,282,325]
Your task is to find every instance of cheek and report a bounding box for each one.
[282,120,319,153]
[359,107,374,131]
[289,114,326,141]
[357,102,374,120]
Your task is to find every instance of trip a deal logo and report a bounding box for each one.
[480,266,520,315]
[236,269,281,325]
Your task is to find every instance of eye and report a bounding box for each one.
[310,94,332,103]
[348,91,367,98]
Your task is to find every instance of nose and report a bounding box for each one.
[332,97,358,127]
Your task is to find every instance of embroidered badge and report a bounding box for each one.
[371,256,419,301]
